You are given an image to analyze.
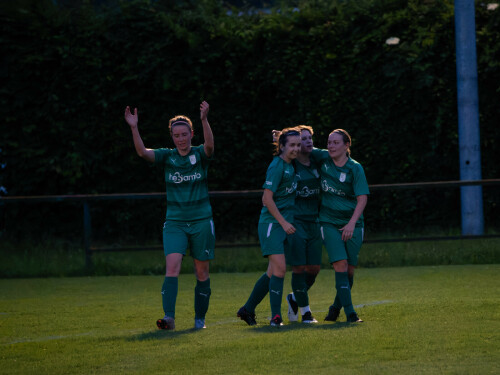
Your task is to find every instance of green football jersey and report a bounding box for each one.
[311,148,369,227]
[154,145,213,221]
[259,156,297,224]
[294,159,321,222]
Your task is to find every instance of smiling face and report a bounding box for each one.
[171,124,193,155]
[281,135,301,163]
[327,132,349,161]
[300,129,314,154]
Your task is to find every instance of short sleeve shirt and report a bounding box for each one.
[154,145,213,221]
[311,149,369,227]
[294,159,321,222]
[259,156,297,223]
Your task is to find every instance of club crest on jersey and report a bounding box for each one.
[189,154,197,165]
[339,172,346,182]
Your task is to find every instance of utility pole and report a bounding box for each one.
[454,0,484,235]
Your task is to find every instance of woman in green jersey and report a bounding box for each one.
[237,127,301,327]
[311,129,369,323]
[285,125,322,324]
[124,101,214,331]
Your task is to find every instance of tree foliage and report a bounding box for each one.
[1,0,498,239]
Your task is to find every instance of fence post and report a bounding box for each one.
[83,200,93,270]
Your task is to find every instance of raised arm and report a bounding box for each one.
[124,106,155,163]
[262,189,296,235]
[200,101,214,157]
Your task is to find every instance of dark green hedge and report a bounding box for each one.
[1,0,499,241]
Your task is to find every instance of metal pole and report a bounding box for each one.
[455,0,484,235]
[83,200,93,270]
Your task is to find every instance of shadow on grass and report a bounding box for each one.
[249,321,362,333]
[128,327,206,341]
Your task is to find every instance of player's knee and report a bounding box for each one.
[305,265,321,275]
[194,263,210,281]
[332,260,348,273]
[292,265,306,273]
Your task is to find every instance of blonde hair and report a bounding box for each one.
[169,115,193,134]
[297,124,314,135]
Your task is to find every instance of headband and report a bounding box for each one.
[171,120,191,128]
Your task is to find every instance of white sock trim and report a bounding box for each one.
[300,306,311,315]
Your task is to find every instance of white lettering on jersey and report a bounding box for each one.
[169,172,202,184]
[297,186,320,198]
[285,182,298,194]
[321,180,346,196]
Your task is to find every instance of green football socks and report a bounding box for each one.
[335,272,355,316]
[269,275,284,318]
[292,272,309,308]
[194,278,211,319]
[305,272,318,290]
[244,273,270,313]
[162,276,178,319]
[333,275,353,309]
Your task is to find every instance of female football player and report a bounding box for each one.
[124,101,215,330]
[285,125,322,324]
[311,129,369,323]
[237,127,301,327]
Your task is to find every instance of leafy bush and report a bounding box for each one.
[1,0,498,241]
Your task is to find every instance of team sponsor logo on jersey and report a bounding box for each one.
[297,186,320,198]
[321,180,346,196]
[189,154,197,165]
[339,172,346,182]
[169,157,177,165]
[285,182,298,194]
[169,171,202,183]
[265,181,273,187]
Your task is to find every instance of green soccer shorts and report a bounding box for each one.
[320,222,364,266]
[285,220,322,266]
[258,222,293,257]
[162,219,215,260]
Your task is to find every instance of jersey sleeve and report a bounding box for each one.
[262,159,283,193]
[353,163,370,196]
[153,148,171,165]
[310,148,330,164]
[195,145,213,169]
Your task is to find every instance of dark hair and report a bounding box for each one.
[273,127,301,155]
[169,115,193,134]
[329,128,351,156]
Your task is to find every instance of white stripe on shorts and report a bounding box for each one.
[267,223,273,238]
[210,219,215,236]
[320,226,324,240]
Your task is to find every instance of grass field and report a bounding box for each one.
[1,265,499,374]
[1,236,499,277]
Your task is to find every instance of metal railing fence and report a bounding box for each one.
[1,179,499,268]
